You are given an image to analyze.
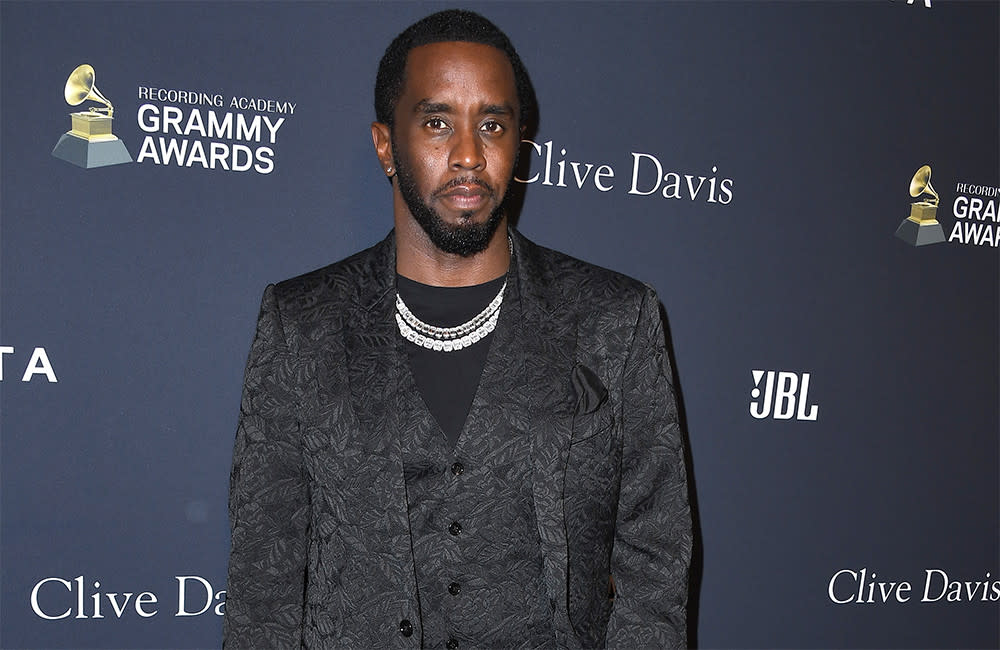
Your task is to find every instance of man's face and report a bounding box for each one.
[384,41,521,257]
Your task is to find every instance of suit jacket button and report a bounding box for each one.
[448,581,461,595]
[446,639,459,649]
[399,619,413,637]
[451,462,464,476]
[448,521,462,536]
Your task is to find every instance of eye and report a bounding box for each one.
[481,120,505,135]
[424,117,449,131]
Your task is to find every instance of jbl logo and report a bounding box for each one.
[749,370,818,421]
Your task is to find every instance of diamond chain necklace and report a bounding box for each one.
[395,236,512,353]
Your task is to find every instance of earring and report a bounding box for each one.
[386,166,394,175]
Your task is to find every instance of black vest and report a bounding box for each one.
[398,276,555,649]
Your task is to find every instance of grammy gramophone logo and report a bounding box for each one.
[894,164,945,246]
[51,64,132,169]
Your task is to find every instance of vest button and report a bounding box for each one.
[448,521,462,536]
[448,581,461,595]
[399,619,413,637]
[451,462,464,476]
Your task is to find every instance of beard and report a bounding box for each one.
[393,150,509,258]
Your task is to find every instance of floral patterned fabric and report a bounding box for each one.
[224,230,691,649]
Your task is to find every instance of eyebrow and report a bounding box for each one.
[482,103,514,117]
[413,99,514,117]
[414,100,451,114]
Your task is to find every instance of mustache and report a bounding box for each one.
[433,176,496,198]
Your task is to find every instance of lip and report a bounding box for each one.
[438,184,489,210]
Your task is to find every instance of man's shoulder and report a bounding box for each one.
[519,235,653,312]
[261,231,656,320]
[269,235,391,310]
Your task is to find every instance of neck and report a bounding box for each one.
[394,212,510,288]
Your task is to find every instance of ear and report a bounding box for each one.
[371,122,395,177]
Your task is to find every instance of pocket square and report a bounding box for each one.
[571,363,608,415]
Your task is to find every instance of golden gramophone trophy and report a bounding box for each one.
[51,64,132,168]
[894,164,945,246]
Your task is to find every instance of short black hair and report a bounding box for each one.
[374,9,537,131]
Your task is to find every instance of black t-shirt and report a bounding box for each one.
[396,273,506,449]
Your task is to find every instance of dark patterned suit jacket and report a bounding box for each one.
[224,230,691,649]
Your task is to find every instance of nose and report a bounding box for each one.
[449,126,485,171]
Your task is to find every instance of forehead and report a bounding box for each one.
[399,41,517,106]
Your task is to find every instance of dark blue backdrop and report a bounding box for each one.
[2,1,997,648]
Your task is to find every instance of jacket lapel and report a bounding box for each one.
[339,233,422,632]
[509,230,580,643]
[343,233,399,459]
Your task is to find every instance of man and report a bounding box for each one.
[225,9,690,649]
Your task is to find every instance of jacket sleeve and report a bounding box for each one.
[224,285,310,648]
[606,286,692,648]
